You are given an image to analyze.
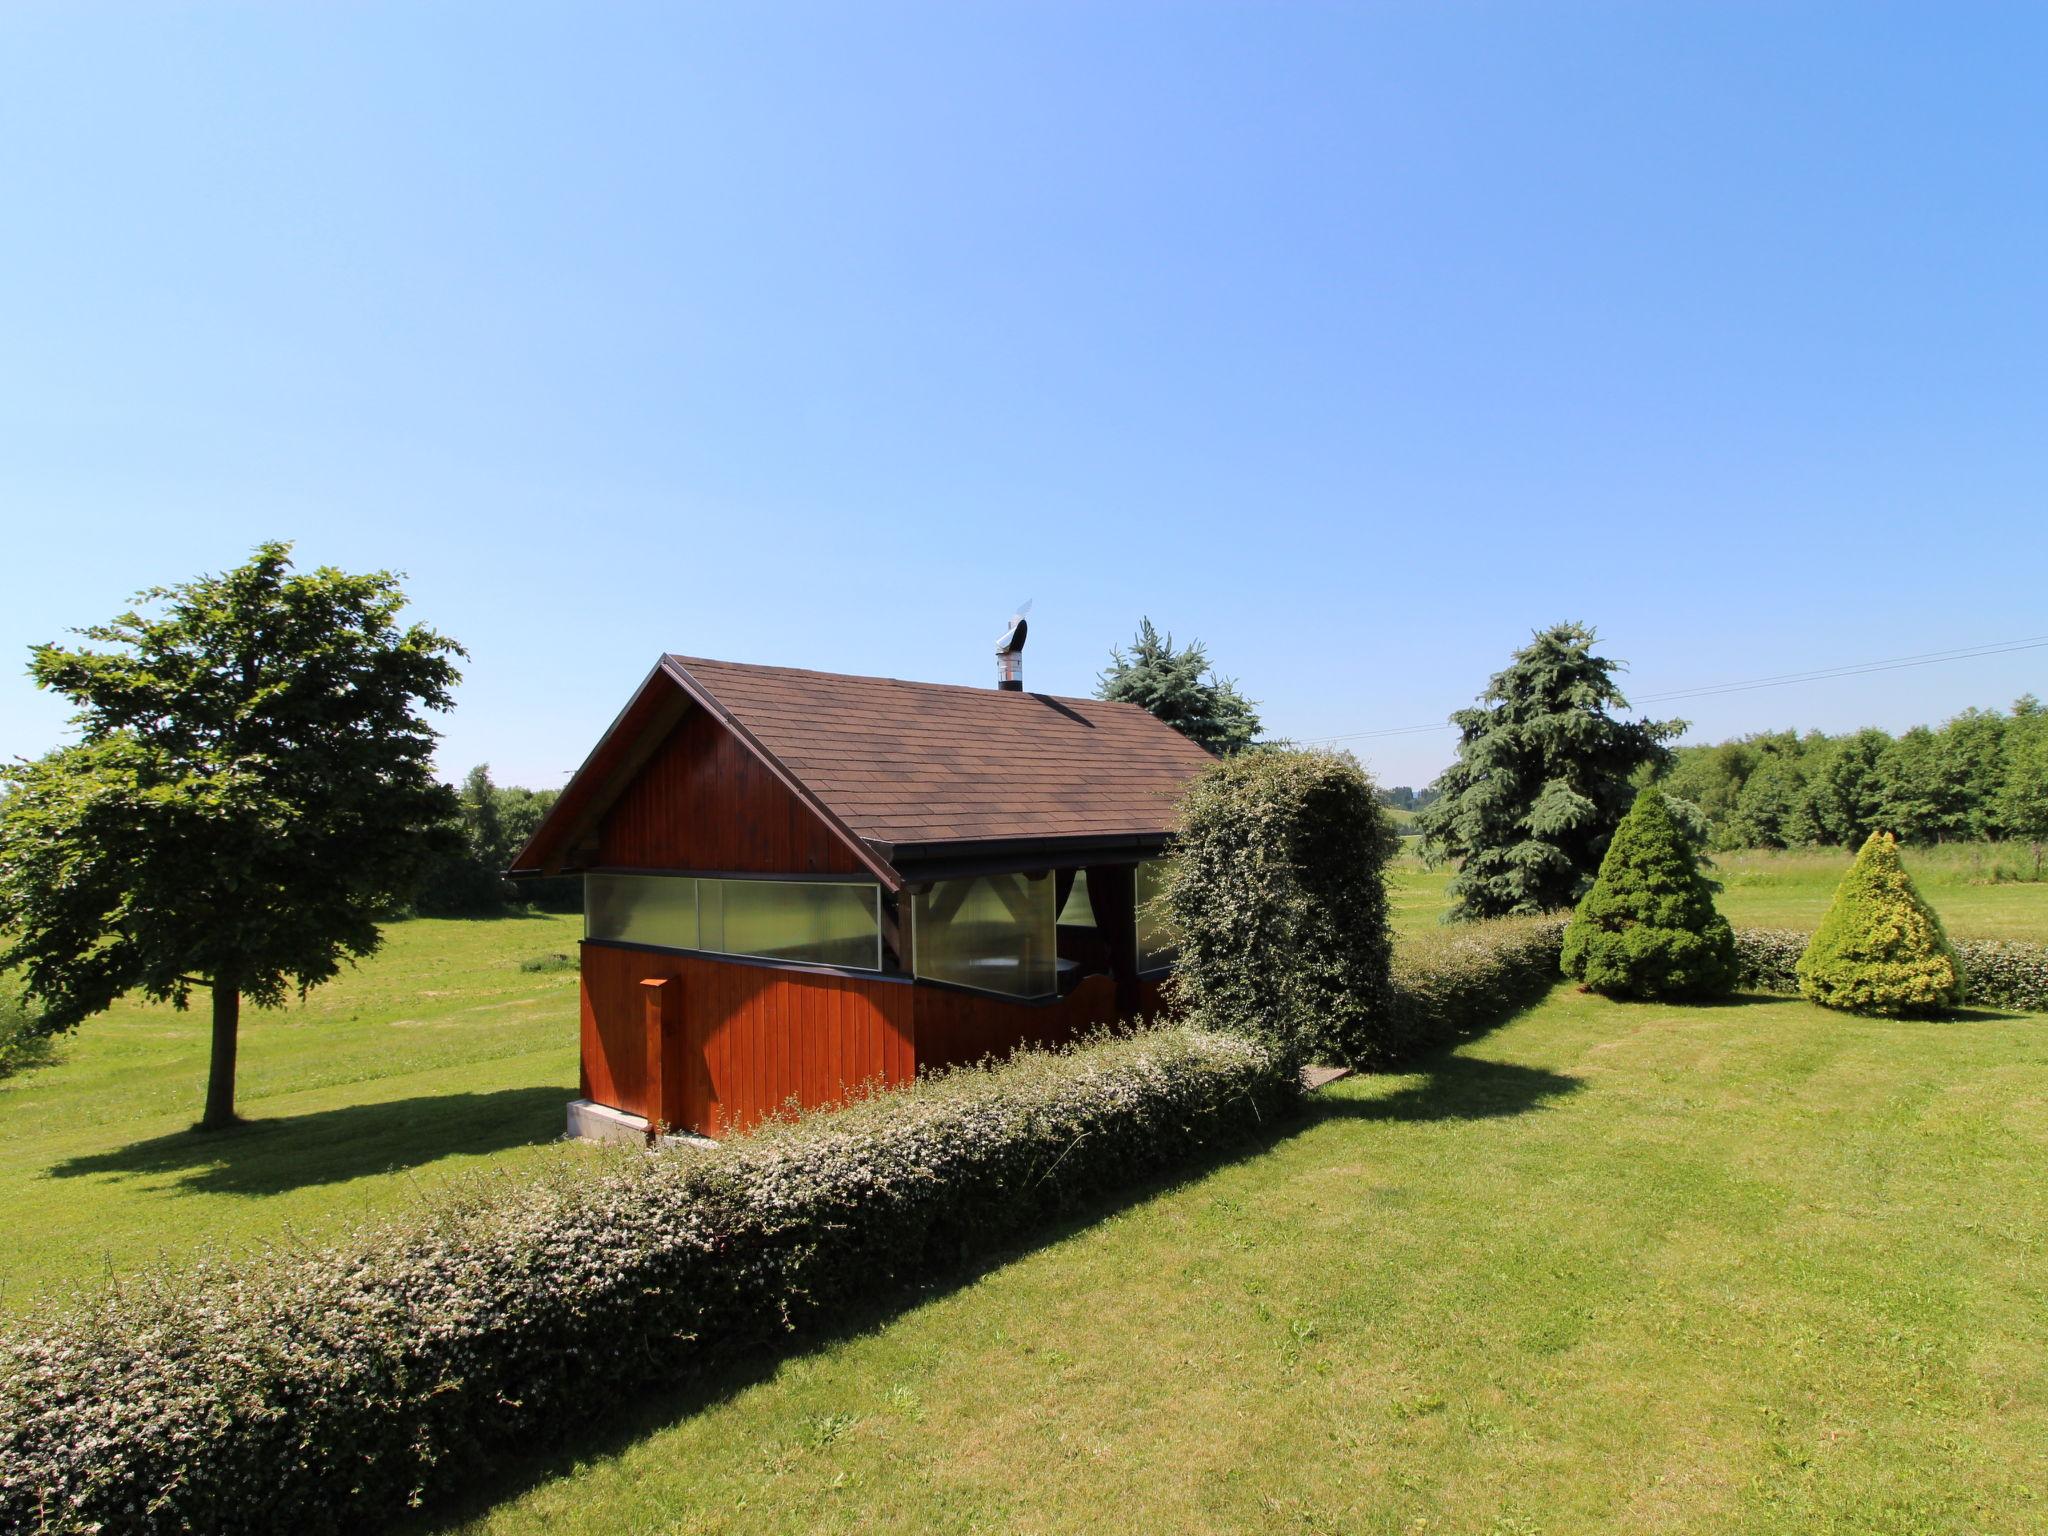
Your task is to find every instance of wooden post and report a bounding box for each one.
[1087,863,1141,1021]
[640,975,678,1143]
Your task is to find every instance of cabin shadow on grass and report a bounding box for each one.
[48,1086,570,1196]
[407,1047,1580,1534]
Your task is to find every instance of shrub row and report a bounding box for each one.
[1377,915,1569,1063]
[1732,928,2048,1014]
[0,1026,1298,1536]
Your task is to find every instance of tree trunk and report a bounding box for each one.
[200,981,241,1131]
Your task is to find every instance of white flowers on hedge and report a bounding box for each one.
[0,1026,1297,1536]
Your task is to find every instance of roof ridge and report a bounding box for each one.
[667,653,1137,714]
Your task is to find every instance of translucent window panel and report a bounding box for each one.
[1135,858,1177,973]
[698,878,882,971]
[912,872,1057,999]
[585,873,699,950]
[1057,870,1097,928]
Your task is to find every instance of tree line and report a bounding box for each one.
[413,765,578,915]
[1414,623,2048,922]
[1662,698,2048,852]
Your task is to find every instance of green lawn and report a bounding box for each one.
[442,987,2048,1536]
[0,914,585,1311]
[1389,844,2048,943]
[3,846,2042,1312]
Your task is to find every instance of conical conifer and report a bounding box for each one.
[1797,832,1963,1016]
[1561,786,1736,999]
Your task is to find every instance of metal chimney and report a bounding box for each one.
[995,602,1030,690]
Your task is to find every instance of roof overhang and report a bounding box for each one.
[883,831,1174,888]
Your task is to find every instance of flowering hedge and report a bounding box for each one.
[0,1027,1296,1536]
[1380,916,1569,1062]
[1163,749,1399,1068]
[1734,928,2048,1014]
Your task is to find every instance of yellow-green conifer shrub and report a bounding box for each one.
[1561,786,1736,999]
[1796,831,1964,1016]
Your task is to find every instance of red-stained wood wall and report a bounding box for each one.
[599,707,867,875]
[912,975,1122,1074]
[582,940,1174,1138]
[581,942,916,1137]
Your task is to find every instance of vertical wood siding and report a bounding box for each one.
[582,946,1175,1137]
[580,940,665,1117]
[909,975,1117,1074]
[598,707,868,875]
[683,954,915,1137]
[580,941,913,1136]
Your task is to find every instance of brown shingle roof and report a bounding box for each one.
[671,655,1215,853]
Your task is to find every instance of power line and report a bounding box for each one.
[1631,637,2048,704]
[1303,634,2048,746]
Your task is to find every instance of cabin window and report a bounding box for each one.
[911,872,1057,999]
[1135,858,1177,974]
[584,872,700,950]
[583,873,882,971]
[698,878,882,971]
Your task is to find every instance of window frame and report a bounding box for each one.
[909,870,1061,1001]
[582,868,886,975]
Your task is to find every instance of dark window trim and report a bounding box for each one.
[578,940,1114,1001]
[908,973,1064,1007]
[587,866,880,886]
[580,938,911,984]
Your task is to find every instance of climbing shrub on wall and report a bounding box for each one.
[1162,748,1399,1066]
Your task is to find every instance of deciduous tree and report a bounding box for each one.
[0,544,464,1129]
[2000,698,2048,879]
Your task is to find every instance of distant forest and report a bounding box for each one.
[1377,785,1441,812]
[1656,695,2047,852]
[415,766,578,915]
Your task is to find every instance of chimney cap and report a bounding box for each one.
[996,602,1030,690]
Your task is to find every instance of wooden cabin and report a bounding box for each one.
[509,650,1216,1141]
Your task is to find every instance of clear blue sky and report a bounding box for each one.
[3,2,2043,790]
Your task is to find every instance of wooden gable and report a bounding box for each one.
[599,707,870,876]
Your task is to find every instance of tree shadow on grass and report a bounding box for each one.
[1713,993,2038,1024]
[1666,990,1802,1009]
[1318,1053,1582,1123]
[1944,1005,2039,1023]
[47,1086,570,1196]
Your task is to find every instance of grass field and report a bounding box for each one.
[437,987,2048,1535]
[2,858,2046,1528]
[1388,844,2048,943]
[3,844,2042,1311]
[3,848,2043,1311]
[0,915,584,1311]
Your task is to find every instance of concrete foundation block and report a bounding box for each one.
[564,1098,716,1149]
